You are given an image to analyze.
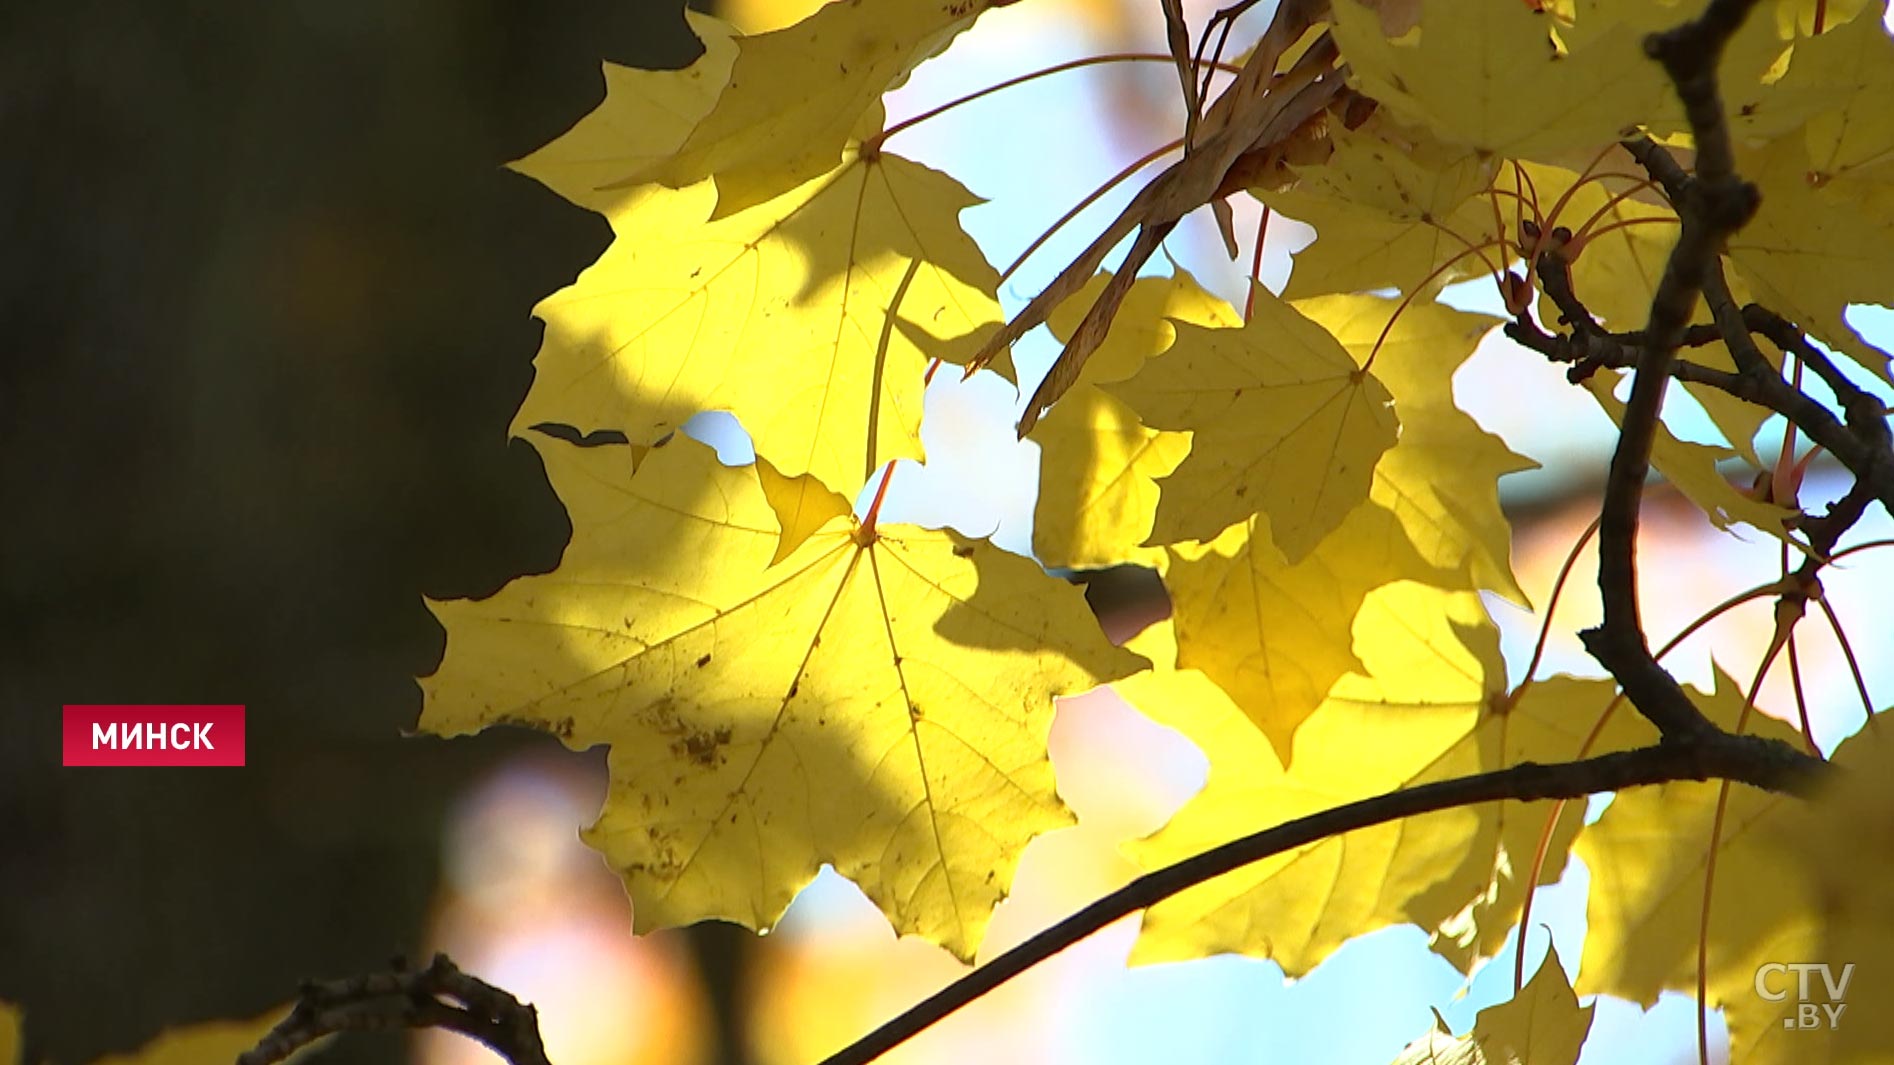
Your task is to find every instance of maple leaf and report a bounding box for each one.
[1155,294,1527,757]
[1107,282,1398,556]
[1388,946,1594,1065]
[1032,270,1236,570]
[1162,504,1435,760]
[506,11,740,218]
[1577,667,1888,1064]
[1718,12,1894,383]
[1295,294,1533,603]
[1329,0,1671,160]
[1260,119,1496,301]
[509,136,1004,498]
[1122,585,1650,974]
[614,0,1015,218]
[420,435,1142,960]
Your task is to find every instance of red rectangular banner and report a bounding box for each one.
[62,705,246,767]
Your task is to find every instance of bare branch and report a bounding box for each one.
[236,954,552,1065]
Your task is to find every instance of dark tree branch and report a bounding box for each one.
[817,734,1824,1065]
[1581,0,1765,740]
[1506,300,1894,520]
[236,954,552,1065]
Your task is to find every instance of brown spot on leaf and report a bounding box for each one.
[672,725,733,768]
[696,652,712,668]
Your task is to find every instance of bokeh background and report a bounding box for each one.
[5,1,1891,1064]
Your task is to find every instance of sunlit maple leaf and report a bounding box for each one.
[1763,11,1894,181]
[507,11,740,217]
[1329,0,1670,160]
[1121,585,1491,972]
[1261,119,1496,301]
[1294,293,1532,603]
[1156,293,1527,757]
[616,0,1015,218]
[1032,270,1237,570]
[1734,37,1894,380]
[1032,391,1189,572]
[1107,283,1398,556]
[420,435,1142,960]
[1389,946,1593,1065]
[1123,592,1659,975]
[1162,503,1434,760]
[510,139,1004,499]
[1577,667,1885,1064]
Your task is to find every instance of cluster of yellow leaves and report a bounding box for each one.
[419,0,1894,1058]
[424,0,1140,963]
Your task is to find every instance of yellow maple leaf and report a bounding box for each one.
[1724,14,1894,382]
[1389,947,1594,1065]
[618,0,1012,218]
[1294,293,1533,603]
[1153,294,1525,757]
[1032,390,1190,571]
[507,11,740,217]
[1121,584,1489,972]
[1162,502,1433,760]
[510,141,1004,499]
[1032,270,1237,570]
[1106,283,1398,556]
[1763,12,1894,182]
[1123,592,1659,976]
[1262,119,1496,301]
[421,436,1142,960]
[1330,0,1671,160]
[1577,668,1887,1064]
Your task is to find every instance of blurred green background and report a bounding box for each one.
[0,3,724,1061]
